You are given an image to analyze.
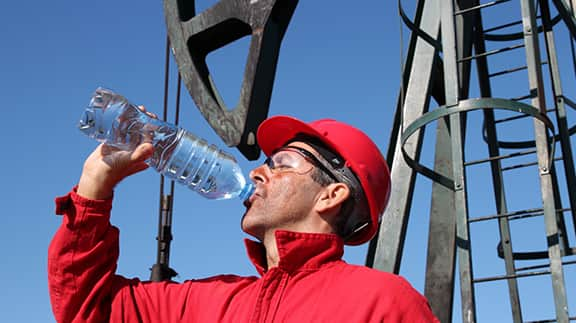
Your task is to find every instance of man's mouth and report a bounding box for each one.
[244,190,262,209]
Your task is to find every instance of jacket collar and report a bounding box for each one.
[244,230,344,276]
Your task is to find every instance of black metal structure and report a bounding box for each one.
[164,0,298,160]
[150,38,181,282]
[158,0,575,321]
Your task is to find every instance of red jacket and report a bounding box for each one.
[48,189,439,323]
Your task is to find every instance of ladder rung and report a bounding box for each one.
[516,259,576,272]
[510,93,535,102]
[508,210,544,221]
[562,95,576,110]
[483,14,546,34]
[495,111,531,123]
[489,61,548,78]
[464,148,537,167]
[502,157,562,172]
[525,316,576,323]
[509,207,571,221]
[454,0,512,16]
[473,268,550,283]
[489,65,528,78]
[458,43,525,62]
[494,108,555,124]
[483,19,523,33]
[469,207,544,223]
[502,160,539,171]
[469,206,572,223]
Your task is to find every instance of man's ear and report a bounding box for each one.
[315,182,350,214]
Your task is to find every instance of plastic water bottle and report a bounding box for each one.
[77,87,254,201]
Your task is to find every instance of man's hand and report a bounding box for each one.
[77,141,154,200]
[77,105,157,200]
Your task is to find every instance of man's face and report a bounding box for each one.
[241,141,327,241]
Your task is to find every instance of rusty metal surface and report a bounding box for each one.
[164,0,298,160]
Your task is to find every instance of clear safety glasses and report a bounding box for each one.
[264,146,340,182]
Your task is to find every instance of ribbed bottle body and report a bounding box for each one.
[78,87,254,200]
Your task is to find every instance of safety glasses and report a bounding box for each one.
[264,146,340,182]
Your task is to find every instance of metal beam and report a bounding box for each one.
[439,0,476,320]
[520,0,570,320]
[423,0,476,320]
[424,118,456,323]
[369,0,441,274]
[472,4,523,321]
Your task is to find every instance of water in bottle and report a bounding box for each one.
[78,87,254,200]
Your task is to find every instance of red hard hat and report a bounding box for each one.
[256,115,391,245]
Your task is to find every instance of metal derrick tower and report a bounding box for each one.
[157,0,576,321]
[366,1,576,322]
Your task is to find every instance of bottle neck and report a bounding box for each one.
[238,182,255,201]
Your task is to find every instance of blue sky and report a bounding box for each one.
[1,1,575,322]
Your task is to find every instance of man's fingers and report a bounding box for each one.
[137,105,158,119]
[132,143,154,162]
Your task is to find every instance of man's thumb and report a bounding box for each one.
[132,143,154,162]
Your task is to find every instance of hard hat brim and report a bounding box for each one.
[257,115,329,157]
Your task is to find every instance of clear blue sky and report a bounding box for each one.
[1,1,574,322]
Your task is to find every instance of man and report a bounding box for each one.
[49,115,439,322]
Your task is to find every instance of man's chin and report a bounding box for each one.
[240,221,263,241]
[240,216,253,235]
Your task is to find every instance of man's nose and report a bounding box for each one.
[249,163,270,184]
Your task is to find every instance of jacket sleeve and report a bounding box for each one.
[48,187,125,322]
[47,188,258,323]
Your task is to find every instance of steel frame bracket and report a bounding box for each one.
[400,98,556,189]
